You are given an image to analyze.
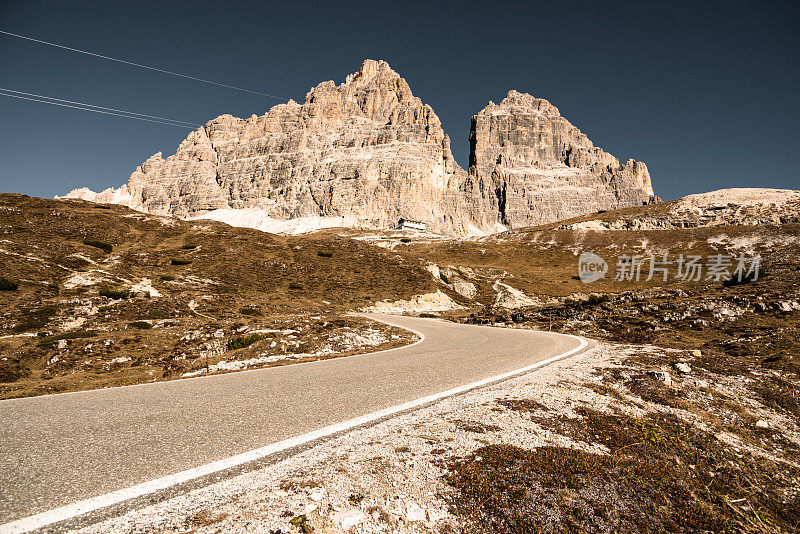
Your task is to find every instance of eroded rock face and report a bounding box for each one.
[63,62,658,235]
[72,60,475,234]
[466,90,658,229]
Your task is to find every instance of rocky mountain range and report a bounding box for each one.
[63,59,658,236]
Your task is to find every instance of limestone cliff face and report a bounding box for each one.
[73,60,473,233]
[63,62,657,235]
[465,90,657,229]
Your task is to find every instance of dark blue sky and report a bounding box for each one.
[1,0,798,200]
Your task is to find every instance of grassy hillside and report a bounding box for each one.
[0,194,433,398]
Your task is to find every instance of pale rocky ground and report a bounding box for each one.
[562,187,800,231]
[363,290,464,314]
[75,339,799,533]
[363,265,549,313]
[676,187,800,208]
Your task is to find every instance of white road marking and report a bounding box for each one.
[0,328,587,534]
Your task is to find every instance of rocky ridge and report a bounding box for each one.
[63,60,657,236]
[559,188,800,231]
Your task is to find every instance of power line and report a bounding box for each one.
[0,87,202,127]
[0,90,200,128]
[0,29,287,100]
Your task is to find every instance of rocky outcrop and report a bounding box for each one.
[62,61,658,236]
[465,90,657,229]
[559,188,800,231]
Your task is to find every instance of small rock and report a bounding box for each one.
[673,362,691,374]
[304,503,318,514]
[57,339,68,350]
[333,509,366,530]
[776,300,800,313]
[693,378,709,388]
[405,502,426,522]
[309,491,324,502]
[690,349,702,357]
[755,420,770,429]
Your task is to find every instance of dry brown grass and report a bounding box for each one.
[0,194,431,398]
[446,410,800,533]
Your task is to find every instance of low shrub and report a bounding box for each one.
[38,330,98,348]
[99,288,129,299]
[181,244,198,250]
[400,237,412,243]
[288,282,304,290]
[0,358,29,382]
[171,258,192,265]
[12,305,57,332]
[289,516,310,532]
[159,274,175,281]
[128,321,152,330]
[587,294,610,305]
[317,250,333,258]
[0,277,19,291]
[83,240,113,253]
[239,307,262,316]
[226,333,267,351]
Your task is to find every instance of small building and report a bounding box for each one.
[398,218,427,232]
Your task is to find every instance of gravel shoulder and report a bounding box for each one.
[75,340,607,534]
[74,332,800,533]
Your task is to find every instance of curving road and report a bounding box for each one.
[0,314,588,530]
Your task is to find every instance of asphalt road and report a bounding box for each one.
[0,314,585,525]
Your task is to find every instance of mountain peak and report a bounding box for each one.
[61,61,657,236]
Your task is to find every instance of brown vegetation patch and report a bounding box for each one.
[445,410,800,533]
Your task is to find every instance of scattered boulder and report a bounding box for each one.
[404,501,426,522]
[492,280,540,309]
[333,509,366,530]
[451,278,478,300]
[673,362,691,374]
[776,300,800,313]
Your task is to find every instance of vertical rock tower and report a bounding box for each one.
[467,90,657,229]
